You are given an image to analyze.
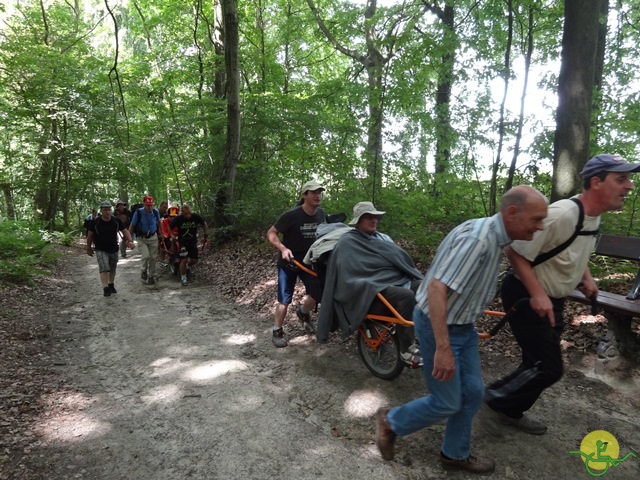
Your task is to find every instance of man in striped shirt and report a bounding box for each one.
[375,185,548,474]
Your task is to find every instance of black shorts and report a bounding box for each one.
[180,240,199,260]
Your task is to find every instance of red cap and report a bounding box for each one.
[143,195,154,205]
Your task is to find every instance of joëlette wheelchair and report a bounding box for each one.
[293,259,525,380]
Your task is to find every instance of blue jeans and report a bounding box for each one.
[387,308,484,460]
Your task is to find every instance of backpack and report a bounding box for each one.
[129,203,144,214]
[131,207,161,236]
[531,198,599,267]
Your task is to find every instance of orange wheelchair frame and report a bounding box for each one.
[292,260,518,380]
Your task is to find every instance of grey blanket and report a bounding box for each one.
[316,229,423,341]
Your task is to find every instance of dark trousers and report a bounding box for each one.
[368,280,421,352]
[485,273,564,418]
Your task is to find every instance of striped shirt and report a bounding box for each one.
[416,213,512,325]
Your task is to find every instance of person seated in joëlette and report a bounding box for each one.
[316,201,423,366]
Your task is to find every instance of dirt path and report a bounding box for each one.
[11,246,640,479]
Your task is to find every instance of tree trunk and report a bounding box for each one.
[364,55,385,202]
[306,0,399,201]
[213,0,225,100]
[552,0,601,201]
[489,0,513,215]
[215,0,240,227]
[506,6,535,193]
[433,4,455,177]
[590,0,609,150]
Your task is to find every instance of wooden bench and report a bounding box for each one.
[568,234,640,358]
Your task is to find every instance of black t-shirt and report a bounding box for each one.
[274,206,325,261]
[170,213,206,243]
[90,216,125,253]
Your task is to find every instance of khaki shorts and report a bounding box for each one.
[96,250,118,273]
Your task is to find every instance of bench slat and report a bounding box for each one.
[595,234,640,261]
[568,290,640,318]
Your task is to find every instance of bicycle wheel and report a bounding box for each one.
[356,319,405,380]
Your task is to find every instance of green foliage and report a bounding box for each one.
[45,230,78,247]
[0,221,60,284]
[588,256,638,292]
[2,0,640,252]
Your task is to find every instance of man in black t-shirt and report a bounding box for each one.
[169,204,209,286]
[266,180,326,347]
[87,201,134,297]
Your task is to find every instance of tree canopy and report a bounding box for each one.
[2,0,640,241]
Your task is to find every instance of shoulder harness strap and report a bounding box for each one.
[532,198,599,267]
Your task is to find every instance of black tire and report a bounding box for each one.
[356,319,405,380]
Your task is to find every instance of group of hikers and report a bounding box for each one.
[85,195,209,295]
[266,154,640,474]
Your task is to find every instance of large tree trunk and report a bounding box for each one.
[433,4,454,177]
[428,3,456,199]
[590,0,609,150]
[364,52,385,202]
[552,0,601,201]
[215,0,240,227]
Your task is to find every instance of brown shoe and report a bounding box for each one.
[439,453,495,474]
[375,407,396,461]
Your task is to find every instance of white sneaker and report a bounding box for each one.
[181,276,188,286]
[400,351,423,367]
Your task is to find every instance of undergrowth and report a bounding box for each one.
[0,221,60,285]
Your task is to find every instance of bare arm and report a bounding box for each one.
[267,226,293,262]
[505,245,555,326]
[121,228,134,248]
[426,278,455,382]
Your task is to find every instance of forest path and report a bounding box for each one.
[15,244,640,479]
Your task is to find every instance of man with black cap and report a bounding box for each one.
[267,180,326,347]
[481,154,640,438]
[86,201,134,296]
